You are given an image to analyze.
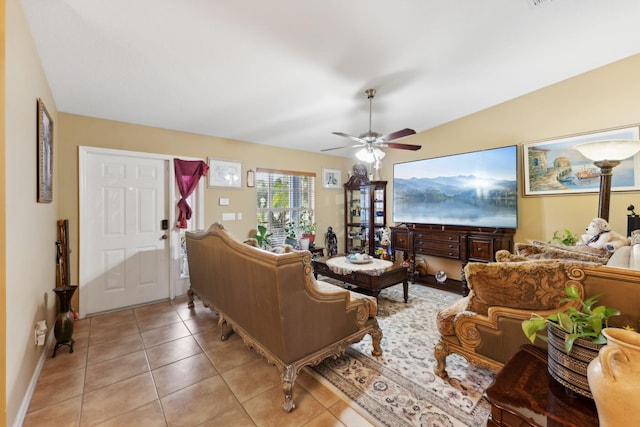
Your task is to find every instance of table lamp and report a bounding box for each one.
[573,139,640,222]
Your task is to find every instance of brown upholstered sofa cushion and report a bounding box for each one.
[314,279,378,317]
[513,241,610,264]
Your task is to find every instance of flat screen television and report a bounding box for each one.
[393,145,518,228]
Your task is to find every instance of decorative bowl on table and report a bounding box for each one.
[346,253,373,264]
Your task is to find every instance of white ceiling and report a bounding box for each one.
[21,0,640,158]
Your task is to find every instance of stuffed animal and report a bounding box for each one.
[576,217,630,252]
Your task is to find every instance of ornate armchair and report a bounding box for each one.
[434,260,588,378]
[434,250,640,378]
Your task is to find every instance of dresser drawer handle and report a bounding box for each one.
[477,247,483,252]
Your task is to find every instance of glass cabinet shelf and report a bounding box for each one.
[343,175,387,256]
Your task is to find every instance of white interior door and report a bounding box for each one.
[83,151,169,314]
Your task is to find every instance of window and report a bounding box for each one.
[256,168,315,246]
[178,191,203,278]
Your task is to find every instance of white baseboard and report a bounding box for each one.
[12,332,54,427]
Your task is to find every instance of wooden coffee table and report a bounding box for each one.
[484,344,598,427]
[312,256,409,302]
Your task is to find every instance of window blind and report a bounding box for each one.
[256,168,316,246]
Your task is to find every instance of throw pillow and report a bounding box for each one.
[514,242,610,264]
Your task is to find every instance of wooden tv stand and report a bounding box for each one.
[391,223,515,295]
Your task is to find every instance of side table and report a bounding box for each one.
[484,345,598,427]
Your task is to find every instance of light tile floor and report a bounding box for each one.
[24,295,376,427]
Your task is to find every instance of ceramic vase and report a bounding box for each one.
[52,286,77,358]
[299,237,310,250]
[587,328,640,427]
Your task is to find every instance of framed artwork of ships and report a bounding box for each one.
[523,126,640,196]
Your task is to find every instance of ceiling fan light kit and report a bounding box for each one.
[356,146,386,163]
[324,88,422,163]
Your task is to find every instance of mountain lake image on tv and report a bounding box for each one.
[393,146,518,228]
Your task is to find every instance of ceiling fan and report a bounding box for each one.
[323,88,421,162]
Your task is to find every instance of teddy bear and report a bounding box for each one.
[576,217,630,252]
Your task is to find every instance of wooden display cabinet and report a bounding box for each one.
[344,174,387,256]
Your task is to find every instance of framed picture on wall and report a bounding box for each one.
[37,98,54,203]
[207,158,242,188]
[322,168,342,189]
[522,126,640,196]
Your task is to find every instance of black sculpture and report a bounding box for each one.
[325,226,338,256]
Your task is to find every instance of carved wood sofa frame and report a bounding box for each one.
[185,223,382,412]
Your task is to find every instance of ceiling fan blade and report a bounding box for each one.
[332,132,366,144]
[379,128,416,142]
[385,142,422,151]
[321,145,355,152]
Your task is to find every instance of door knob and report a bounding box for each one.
[161,235,168,240]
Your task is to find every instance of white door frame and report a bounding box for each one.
[78,146,204,318]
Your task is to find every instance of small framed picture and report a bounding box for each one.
[208,158,242,188]
[37,98,53,203]
[322,168,342,189]
[246,169,255,188]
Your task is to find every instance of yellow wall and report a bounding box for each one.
[59,55,640,284]
[58,54,640,286]
[1,0,7,424]
[5,0,59,424]
[4,1,640,423]
[57,114,352,292]
[382,54,640,277]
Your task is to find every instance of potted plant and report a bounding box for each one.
[283,220,298,246]
[253,225,273,249]
[522,285,620,398]
[548,228,578,246]
[522,286,620,353]
[298,209,317,245]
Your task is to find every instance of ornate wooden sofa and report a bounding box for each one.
[185,223,382,411]
[434,242,640,378]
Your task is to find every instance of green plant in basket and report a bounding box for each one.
[522,285,620,353]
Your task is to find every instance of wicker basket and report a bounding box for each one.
[546,323,603,399]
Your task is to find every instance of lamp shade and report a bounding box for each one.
[356,147,375,163]
[356,146,386,163]
[573,139,640,162]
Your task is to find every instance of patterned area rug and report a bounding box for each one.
[310,281,495,427]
